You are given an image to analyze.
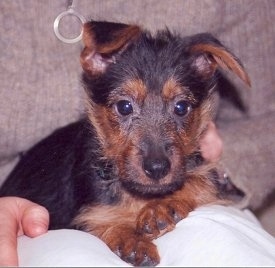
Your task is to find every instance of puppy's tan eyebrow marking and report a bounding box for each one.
[162,78,185,100]
[118,79,147,103]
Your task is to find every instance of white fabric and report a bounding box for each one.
[18,205,275,267]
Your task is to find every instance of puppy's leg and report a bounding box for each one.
[73,205,160,266]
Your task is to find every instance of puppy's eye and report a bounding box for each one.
[116,100,133,115]
[174,101,191,116]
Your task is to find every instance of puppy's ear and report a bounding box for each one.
[189,33,251,87]
[81,21,141,76]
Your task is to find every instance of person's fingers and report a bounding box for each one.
[0,197,49,266]
[200,122,223,162]
[0,197,22,266]
[0,226,18,266]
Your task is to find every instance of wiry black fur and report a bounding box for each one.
[0,119,122,229]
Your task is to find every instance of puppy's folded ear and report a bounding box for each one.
[81,21,141,76]
[189,33,251,87]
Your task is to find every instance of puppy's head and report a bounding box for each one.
[81,21,250,197]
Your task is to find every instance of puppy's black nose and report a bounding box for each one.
[143,157,171,180]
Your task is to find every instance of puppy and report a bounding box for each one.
[0,21,250,266]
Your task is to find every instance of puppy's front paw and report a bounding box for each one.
[136,199,191,239]
[104,225,160,266]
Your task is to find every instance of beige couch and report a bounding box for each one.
[1,0,275,235]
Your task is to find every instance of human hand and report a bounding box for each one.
[200,121,223,162]
[0,196,49,266]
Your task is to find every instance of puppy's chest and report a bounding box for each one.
[90,165,152,209]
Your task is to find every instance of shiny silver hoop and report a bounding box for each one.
[53,8,85,44]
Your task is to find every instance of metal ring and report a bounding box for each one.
[53,8,85,44]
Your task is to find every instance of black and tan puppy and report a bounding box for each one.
[0,21,250,266]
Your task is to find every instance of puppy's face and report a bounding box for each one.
[81,21,250,197]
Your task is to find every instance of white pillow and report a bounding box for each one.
[18,205,275,267]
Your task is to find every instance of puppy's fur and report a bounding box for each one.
[0,21,250,266]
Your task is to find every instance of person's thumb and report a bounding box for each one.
[22,204,49,237]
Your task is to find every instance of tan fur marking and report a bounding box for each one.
[191,44,251,86]
[82,23,141,54]
[162,78,183,100]
[122,79,147,104]
[97,26,141,54]
[82,23,96,48]
[73,192,147,236]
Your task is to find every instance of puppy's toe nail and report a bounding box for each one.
[139,254,158,267]
[157,220,168,230]
[173,213,183,223]
[170,208,182,223]
[125,251,136,264]
[114,247,122,257]
[143,222,153,234]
